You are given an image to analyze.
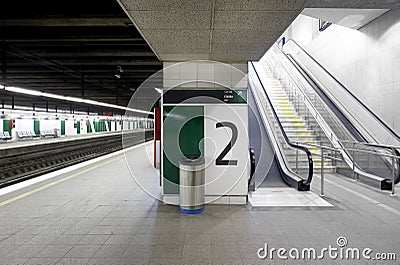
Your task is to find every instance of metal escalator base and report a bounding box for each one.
[259,158,289,188]
[337,168,392,190]
[249,187,332,207]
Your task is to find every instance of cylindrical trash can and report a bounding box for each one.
[179,156,205,214]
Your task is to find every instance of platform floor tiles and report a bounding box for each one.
[0,142,399,265]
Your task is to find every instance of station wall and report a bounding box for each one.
[15,118,35,132]
[40,119,61,132]
[163,61,248,89]
[283,10,400,135]
[65,120,76,136]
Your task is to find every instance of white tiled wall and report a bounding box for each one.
[41,119,61,131]
[163,61,248,90]
[284,10,400,135]
[65,120,76,136]
[15,119,34,132]
[123,121,129,131]
[80,120,87,134]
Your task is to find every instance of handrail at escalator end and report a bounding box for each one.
[391,148,400,185]
[248,146,256,192]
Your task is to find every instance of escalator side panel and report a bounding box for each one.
[248,86,287,188]
[248,83,302,189]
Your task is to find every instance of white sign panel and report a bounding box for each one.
[204,105,249,196]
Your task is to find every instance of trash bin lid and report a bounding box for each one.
[179,156,205,166]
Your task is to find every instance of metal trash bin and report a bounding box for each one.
[179,156,205,214]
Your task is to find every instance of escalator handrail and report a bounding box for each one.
[248,146,256,191]
[285,39,400,142]
[341,140,400,185]
[250,61,313,186]
[392,149,400,185]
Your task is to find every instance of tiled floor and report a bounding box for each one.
[0,142,399,264]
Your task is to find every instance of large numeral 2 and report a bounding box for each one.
[216,122,238,166]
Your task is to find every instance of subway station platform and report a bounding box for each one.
[2,1,400,264]
[0,142,399,265]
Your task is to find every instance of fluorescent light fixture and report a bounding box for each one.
[3,85,153,115]
[4,86,42,96]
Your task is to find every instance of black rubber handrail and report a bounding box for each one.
[390,148,400,185]
[248,146,256,191]
[378,146,400,185]
[250,61,313,189]
[354,142,400,185]
[285,39,400,142]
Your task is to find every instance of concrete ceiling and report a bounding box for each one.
[117,0,309,63]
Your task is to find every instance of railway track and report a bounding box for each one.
[0,130,153,188]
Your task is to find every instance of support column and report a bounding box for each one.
[81,72,85,98]
[1,42,7,85]
[161,61,249,205]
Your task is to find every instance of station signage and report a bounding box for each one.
[162,88,249,199]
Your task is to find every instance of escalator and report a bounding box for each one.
[248,61,313,191]
[256,40,400,190]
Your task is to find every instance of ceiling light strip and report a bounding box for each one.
[1,85,152,115]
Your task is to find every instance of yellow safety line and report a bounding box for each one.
[0,157,120,207]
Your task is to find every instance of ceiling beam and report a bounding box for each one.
[6,74,155,79]
[3,67,161,73]
[7,61,162,66]
[4,18,132,27]
[4,40,149,46]
[20,52,157,58]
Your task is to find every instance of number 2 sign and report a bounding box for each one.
[216,122,238,166]
[204,105,248,196]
